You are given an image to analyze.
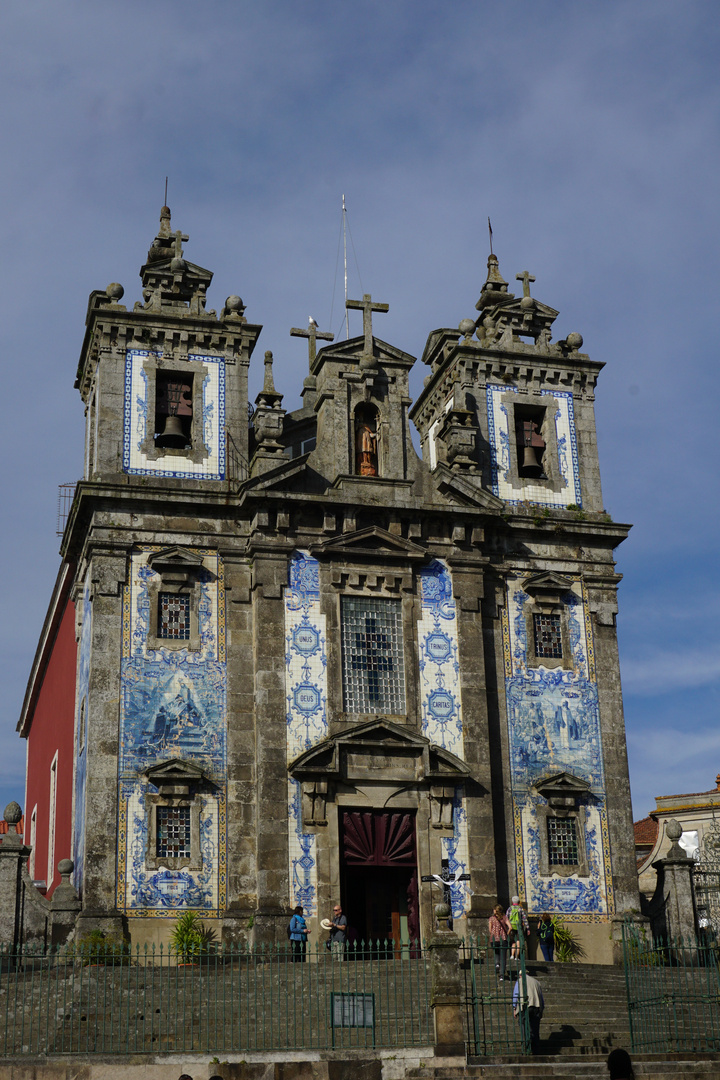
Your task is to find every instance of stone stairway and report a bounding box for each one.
[521,960,632,1056]
[409,1058,720,1079]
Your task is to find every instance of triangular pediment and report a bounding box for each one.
[533,771,590,799]
[289,718,473,785]
[433,464,505,512]
[313,526,427,562]
[147,547,206,569]
[144,759,206,783]
[521,571,574,596]
[313,336,416,371]
[240,455,309,493]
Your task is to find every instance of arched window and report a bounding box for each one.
[354,404,379,477]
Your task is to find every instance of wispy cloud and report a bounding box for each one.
[622,649,720,695]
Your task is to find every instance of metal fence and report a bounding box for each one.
[622,923,720,1054]
[462,936,530,1057]
[0,940,432,1055]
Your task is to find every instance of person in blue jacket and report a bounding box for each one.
[288,905,310,962]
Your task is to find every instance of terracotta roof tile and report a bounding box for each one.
[634,816,659,845]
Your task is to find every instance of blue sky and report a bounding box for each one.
[0,1,717,821]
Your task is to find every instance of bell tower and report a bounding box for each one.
[75,205,261,486]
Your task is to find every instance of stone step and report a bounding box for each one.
[410,1055,720,1078]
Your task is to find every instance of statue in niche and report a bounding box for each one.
[355,406,378,476]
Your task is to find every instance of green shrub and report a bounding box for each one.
[170,911,216,961]
[552,918,586,963]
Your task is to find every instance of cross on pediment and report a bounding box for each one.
[173,229,189,260]
[346,293,389,356]
[290,320,334,364]
[516,270,535,298]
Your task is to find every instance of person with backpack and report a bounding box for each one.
[537,913,555,961]
[506,896,529,960]
[288,905,310,962]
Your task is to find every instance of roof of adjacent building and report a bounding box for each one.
[634,816,659,846]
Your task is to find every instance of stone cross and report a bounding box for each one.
[290,321,334,364]
[346,293,389,356]
[173,229,189,260]
[516,271,535,298]
[422,859,470,911]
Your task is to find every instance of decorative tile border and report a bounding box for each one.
[486,385,582,508]
[502,576,613,919]
[284,551,327,915]
[122,350,226,480]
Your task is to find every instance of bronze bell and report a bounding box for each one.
[156,413,186,448]
[522,444,542,471]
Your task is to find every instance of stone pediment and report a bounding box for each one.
[433,464,505,512]
[144,759,208,795]
[241,455,309,492]
[312,526,427,563]
[313,336,416,372]
[533,771,590,808]
[521,571,574,597]
[288,718,473,786]
[148,546,206,570]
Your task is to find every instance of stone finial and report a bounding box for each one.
[715,773,720,792]
[262,350,277,395]
[222,295,246,321]
[566,332,583,351]
[106,282,124,302]
[458,319,475,342]
[4,802,22,828]
[476,253,513,312]
[666,818,686,858]
[57,859,74,878]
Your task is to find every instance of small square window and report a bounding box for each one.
[156,806,191,859]
[548,817,578,865]
[158,593,190,640]
[534,613,562,659]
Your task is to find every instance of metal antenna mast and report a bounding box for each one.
[343,194,349,340]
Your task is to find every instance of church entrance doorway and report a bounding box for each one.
[340,809,420,956]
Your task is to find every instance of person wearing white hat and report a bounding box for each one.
[330,903,347,961]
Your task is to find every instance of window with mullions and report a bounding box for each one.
[534,612,563,659]
[156,806,191,859]
[341,597,405,714]
[548,817,579,866]
[158,593,191,640]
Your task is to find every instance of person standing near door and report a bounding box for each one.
[331,903,347,960]
[289,905,310,962]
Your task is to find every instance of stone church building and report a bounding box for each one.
[17,207,638,961]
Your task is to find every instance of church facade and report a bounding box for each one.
[18,208,638,960]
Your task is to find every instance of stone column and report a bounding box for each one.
[428,903,465,1058]
[50,859,82,947]
[0,804,33,949]
[654,819,698,944]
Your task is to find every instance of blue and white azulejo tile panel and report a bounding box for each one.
[122,350,226,480]
[116,548,227,917]
[486,385,582,508]
[284,551,328,916]
[417,560,464,757]
[502,576,614,919]
[418,561,470,917]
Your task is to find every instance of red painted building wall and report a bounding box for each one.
[23,595,77,896]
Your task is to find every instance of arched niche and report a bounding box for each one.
[354,403,379,477]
